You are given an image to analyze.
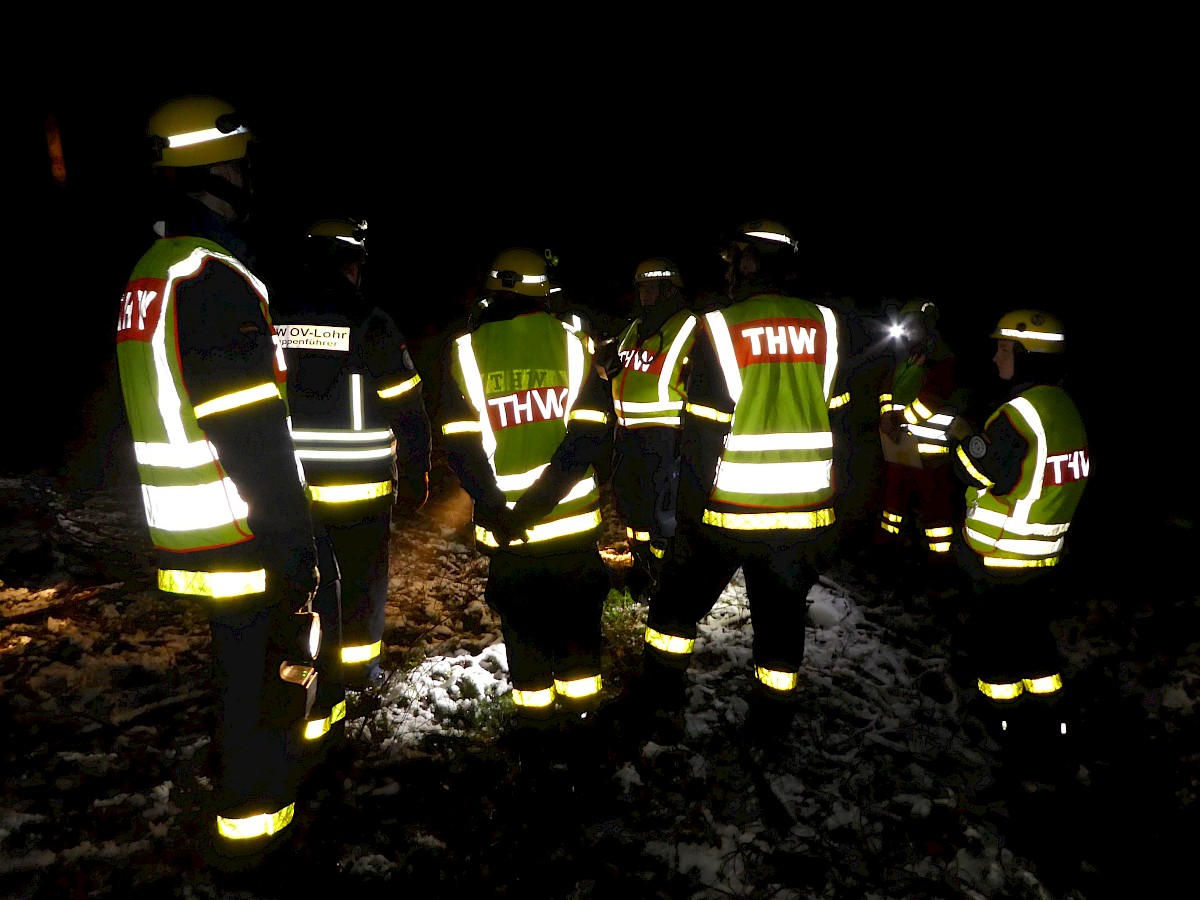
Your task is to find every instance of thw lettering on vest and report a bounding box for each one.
[618,348,662,374]
[116,278,165,343]
[1045,448,1090,484]
[736,317,826,366]
[487,387,569,429]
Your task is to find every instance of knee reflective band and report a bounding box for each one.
[554,674,602,699]
[925,525,954,553]
[512,686,556,709]
[341,639,382,665]
[645,626,694,656]
[309,481,393,503]
[217,803,295,840]
[158,568,266,598]
[977,672,1063,701]
[755,666,798,692]
[304,699,347,740]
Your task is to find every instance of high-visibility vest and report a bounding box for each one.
[612,308,698,428]
[958,385,1089,569]
[116,237,299,598]
[442,313,606,550]
[274,312,416,507]
[690,295,844,532]
[879,352,958,457]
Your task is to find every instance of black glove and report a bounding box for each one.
[395,472,429,511]
[474,502,531,548]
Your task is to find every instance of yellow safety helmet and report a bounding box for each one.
[485,247,550,298]
[721,219,797,261]
[307,217,368,264]
[147,94,253,168]
[991,309,1065,354]
[633,257,684,289]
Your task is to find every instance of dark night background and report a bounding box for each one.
[10,68,1190,583]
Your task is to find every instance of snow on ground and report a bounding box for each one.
[0,473,1196,899]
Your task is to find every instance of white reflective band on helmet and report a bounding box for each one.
[641,269,675,279]
[168,124,249,149]
[998,327,1064,343]
[745,230,792,246]
[490,270,548,286]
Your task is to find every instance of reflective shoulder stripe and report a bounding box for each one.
[703,310,742,403]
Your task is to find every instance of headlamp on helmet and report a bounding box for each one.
[486,247,550,298]
[991,309,1065,354]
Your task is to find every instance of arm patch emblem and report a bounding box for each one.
[968,435,987,459]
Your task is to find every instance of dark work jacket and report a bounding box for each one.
[273,266,431,521]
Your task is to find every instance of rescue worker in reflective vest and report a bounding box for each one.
[437,247,613,781]
[608,258,698,601]
[950,309,1089,777]
[116,95,324,871]
[273,218,432,697]
[638,220,850,744]
[874,298,968,598]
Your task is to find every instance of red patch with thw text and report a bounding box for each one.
[116,278,166,343]
[733,317,826,366]
[486,386,570,429]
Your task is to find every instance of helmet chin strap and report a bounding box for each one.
[196,163,253,225]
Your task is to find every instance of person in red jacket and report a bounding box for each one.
[873,299,969,600]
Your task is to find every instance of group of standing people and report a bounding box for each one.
[113,93,1091,878]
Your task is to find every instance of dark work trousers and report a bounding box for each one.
[877,458,959,558]
[645,522,822,698]
[323,503,392,687]
[306,524,345,754]
[485,545,609,719]
[206,576,311,821]
[610,426,681,594]
[955,538,1065,690]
